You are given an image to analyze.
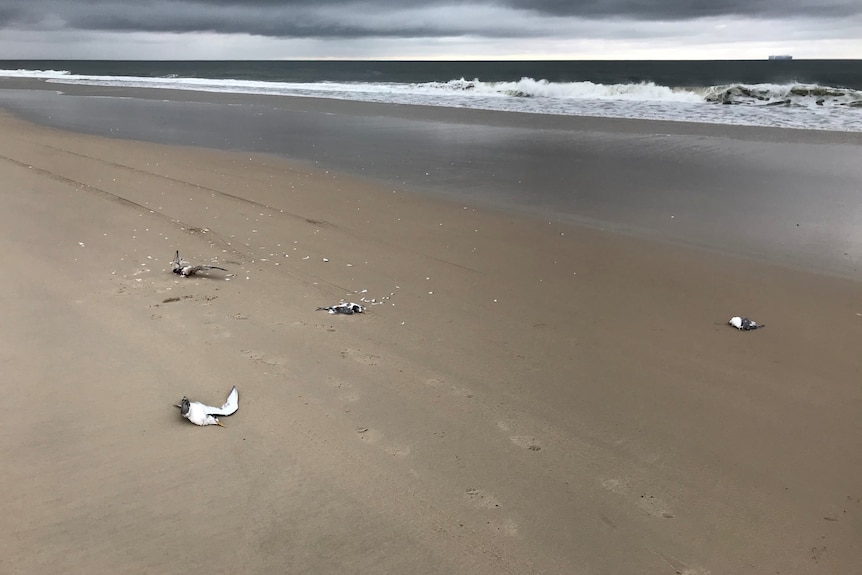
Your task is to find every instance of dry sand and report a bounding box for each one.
[1,111,860,574]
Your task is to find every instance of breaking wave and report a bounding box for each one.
[701,83,862,108]
[1,68,860,131]
[423,78,862,109]
[417,77,705,103]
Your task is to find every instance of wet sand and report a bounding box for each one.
[0,105,860,575]
[2,78,862,279]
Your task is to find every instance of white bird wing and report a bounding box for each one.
[201,386,239,417]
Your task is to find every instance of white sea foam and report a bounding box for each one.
[0,68,71,79]
[1,68,859,132]
[425,77,704,103]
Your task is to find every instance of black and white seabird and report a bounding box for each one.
[171,250,228,277]
[317,302,365,315]
[175,386,239,427]
[729,316,764,331]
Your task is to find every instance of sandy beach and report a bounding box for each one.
[3,79,862,279]
[1,97,860,575]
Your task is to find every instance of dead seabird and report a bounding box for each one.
[171,250,228,277]
[317,302,365,315]
[729,316,765,331]
[175,386,239,427]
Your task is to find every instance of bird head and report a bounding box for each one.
[171,251,184,273]
[174,397,191,416]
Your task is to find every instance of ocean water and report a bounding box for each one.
[1,60,860,132]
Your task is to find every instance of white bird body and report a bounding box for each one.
[176,386,239,427]
[729,316,764,331]
[171,250,228,277]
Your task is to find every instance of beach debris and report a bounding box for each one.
[171,250,228,277]
[174,386,239,427]
[728,316,765,331]
[345,287,397,308]
[318,302,365,315]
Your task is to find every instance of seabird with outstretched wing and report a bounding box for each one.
[175,386,239,427]
[171,250,228,277]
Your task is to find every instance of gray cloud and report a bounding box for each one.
[0,0,858,60]
[504,0,861,20]
[1,0,860,39]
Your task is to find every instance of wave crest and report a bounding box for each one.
[0,68,71,78]
[703,83,862,107]
[413,78,861,108]
[425,77,703,103]
[1,68,859,130]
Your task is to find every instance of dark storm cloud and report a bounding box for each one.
[503,0,862,20]
[0,0,859,38]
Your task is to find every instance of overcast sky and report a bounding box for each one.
[0,0,859,60]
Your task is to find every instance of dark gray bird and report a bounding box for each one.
[174,386,239,427]
[171,250,228,277]
[317,302,365,315]
[728,316,764,330]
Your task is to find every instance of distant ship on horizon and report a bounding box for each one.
[768,55,793,60]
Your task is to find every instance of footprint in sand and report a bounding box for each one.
[325,377,360,403]
[340,347,380,366]
[449,385,474,399]
[384,444,411,457]
[239,349,286,374]
[354,425,409,457]
[653,550,710,575]
[290,319,336,333]
[509,435,542,451]
[425,377,474,398]
[601,478,675,519]
[465,488,501,509]
[260,356,286,369]
[241,349,264,361]
[496,422,541,451]
[487,517,519,537]
[356,427,384,444]
[204,321,232,339]
[425,377,443,389]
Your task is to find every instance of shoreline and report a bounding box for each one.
[1,108,860,574]
[2,78,861,280]
[5,76,862,142]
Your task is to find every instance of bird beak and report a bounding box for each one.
[216,421,225,427]
[173,403,182,409]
